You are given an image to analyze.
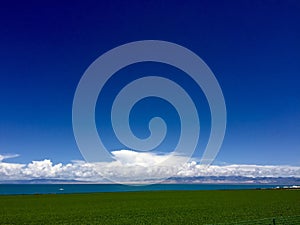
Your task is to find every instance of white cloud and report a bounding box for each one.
[0,151,299,182]
[0,154,19,162]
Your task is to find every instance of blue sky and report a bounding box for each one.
[0,0,299,169]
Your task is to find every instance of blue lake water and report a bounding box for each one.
[0,184,285,195]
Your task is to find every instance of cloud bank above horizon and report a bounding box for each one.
[0,150,299,182]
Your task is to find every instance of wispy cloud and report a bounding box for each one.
[0,151,299,182]
[0,154,19,162]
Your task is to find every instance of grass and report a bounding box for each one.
[0,189,299,224]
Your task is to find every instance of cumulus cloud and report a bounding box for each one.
[0,151,299,182]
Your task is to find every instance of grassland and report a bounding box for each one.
[0,189,299,224]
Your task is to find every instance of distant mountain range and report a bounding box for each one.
[165,176,300,185]
[0,179,85,184]
[0,176,299,185]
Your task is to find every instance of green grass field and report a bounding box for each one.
[0,189,299,224]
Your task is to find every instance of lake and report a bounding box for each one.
[0,184,285,195]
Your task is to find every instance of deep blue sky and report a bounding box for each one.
[0,0,299,165]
